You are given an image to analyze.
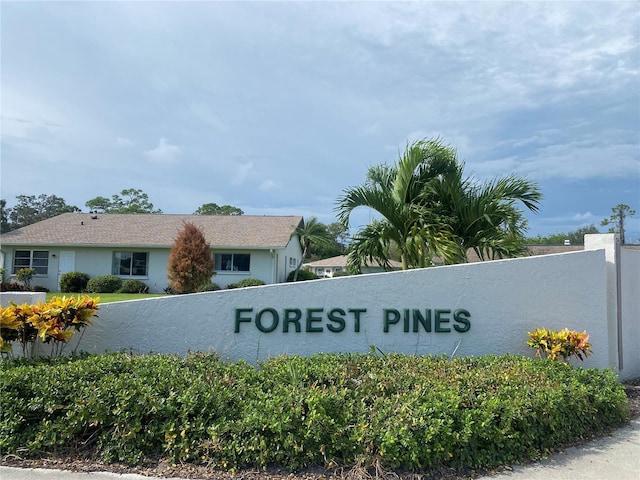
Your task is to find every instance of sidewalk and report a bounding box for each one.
[1,418,639,480]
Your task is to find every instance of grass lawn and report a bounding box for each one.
[46,292,167,303]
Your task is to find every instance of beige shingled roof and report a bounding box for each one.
[0,213,304,249]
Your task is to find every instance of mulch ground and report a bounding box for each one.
[3,378,639,480]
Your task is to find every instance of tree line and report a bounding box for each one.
[0,189,243,232]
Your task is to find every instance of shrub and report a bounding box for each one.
[33,285,50,293]
[0,353,629,470]
[16,268,36,290]
[119,279,149,294]
[0,281,29,292]
[287,269,318,282]
[167,222,216,294]
[226,278,266,289]
[86,275,123,293]
[59,271,90,293]
[527,328,592,361]
[197,282,221,292]
[0,296,99,357]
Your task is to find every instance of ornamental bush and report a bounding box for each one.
[225,278,265,289]
[527,327,592,362]
[0,353,629,471]
[119,279,149,294]
[197,282,221,292]
[0,296,99,357]
[286,269,318,282]
[59,271,90,293]
[167,222,216,294]
[86,275,123,293]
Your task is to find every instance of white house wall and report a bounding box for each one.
[70,248,630,376]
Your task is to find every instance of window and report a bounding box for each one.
[289,257,298,268]
[316,267,324,275]
[13,250,49,275]
[112,252,148,276]
[215,253,250,272]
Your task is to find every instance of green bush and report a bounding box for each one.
[86,275,123,293]
[119,279,149,294]
[197,282,221,292]
[226,278,266,289]
[59,271,90,293]
[287,269,319,282]
[0,353,629,471]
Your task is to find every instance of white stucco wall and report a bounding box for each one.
[71,249,618,373]
[0,291,47,307]
[621,247,640,379]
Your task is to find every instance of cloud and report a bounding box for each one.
[259,179,277,191]
[231,162,254,186]
[145,137,182,164]
[116,136,133,147]
[520,142,639,180]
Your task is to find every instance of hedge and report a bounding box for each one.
[0,353,629,472]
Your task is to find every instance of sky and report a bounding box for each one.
[2,0,639,242]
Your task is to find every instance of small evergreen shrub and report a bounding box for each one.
[119,279,149,294]
[59,271,90,293]
[197,282,221,292]
[86,275,123,293]
[287,269,319,282]
[33,285,50,292]
[226,278,266,289]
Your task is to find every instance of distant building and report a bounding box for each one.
[303,255,403,277]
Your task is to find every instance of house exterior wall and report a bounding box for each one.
[276,236,303,283]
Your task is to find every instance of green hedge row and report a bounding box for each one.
[0,353,629,472]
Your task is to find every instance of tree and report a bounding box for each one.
[527,224,600,245]
[167,222,216,293]
[194,203,244,215]
[601,204,636,244]
[336,138,542,272]
[306,221,348,261]
[85,188,162,213]
[6,194,78,230]
[1,199,10,233]
[291,217,332,281]
[83,196,112,213]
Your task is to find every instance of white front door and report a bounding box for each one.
[58,250,76,289]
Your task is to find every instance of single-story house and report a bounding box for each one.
[303,255,403,277]
[0,213,304,292]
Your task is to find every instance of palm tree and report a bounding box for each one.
[291,217,332,281]
[336,139,465,271]
[426,171,542,261]
[336,138,542,270]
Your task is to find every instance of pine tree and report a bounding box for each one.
[167,222,215,293]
